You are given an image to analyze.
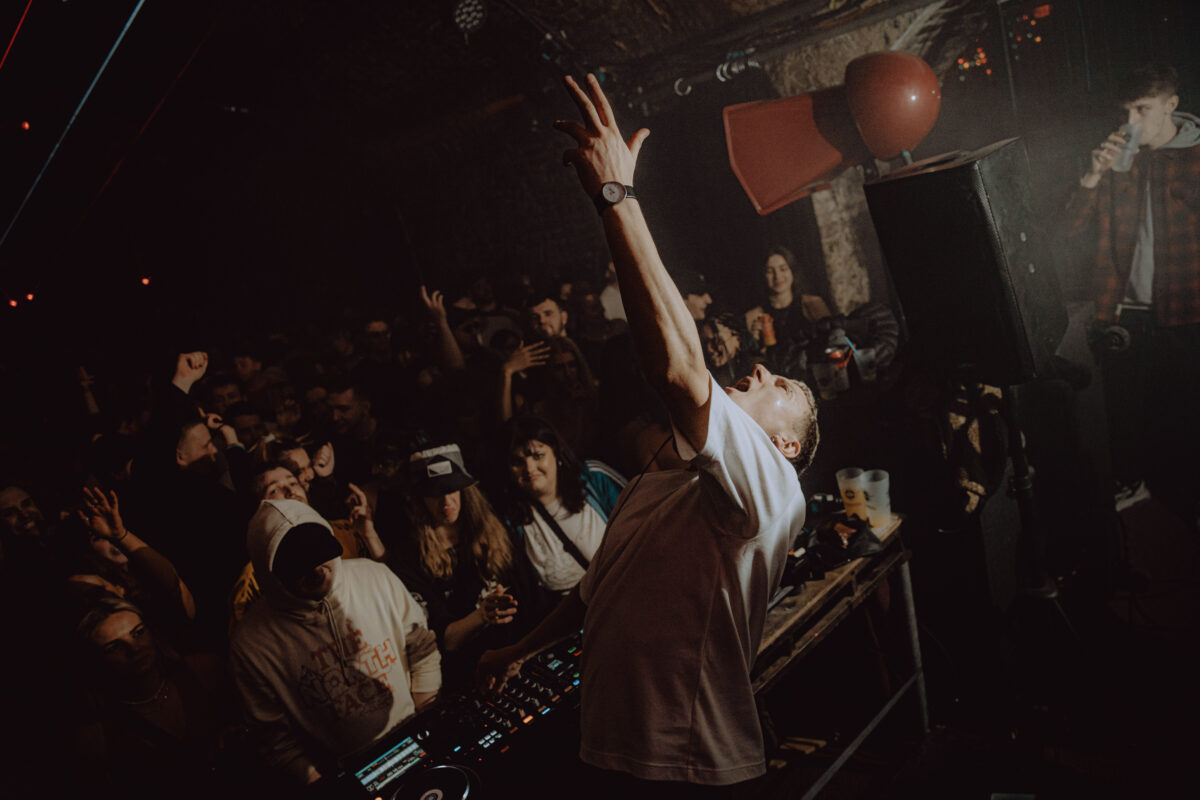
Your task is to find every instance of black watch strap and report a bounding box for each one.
[593,183,636,214]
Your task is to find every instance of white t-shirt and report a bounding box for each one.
[578,375,807,785]
[524,498,607,592]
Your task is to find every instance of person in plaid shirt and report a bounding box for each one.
[1067,62,1200,531]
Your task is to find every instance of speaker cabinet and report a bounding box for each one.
[863,138,1067,385]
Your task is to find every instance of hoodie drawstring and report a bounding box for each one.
[321,598,352,686]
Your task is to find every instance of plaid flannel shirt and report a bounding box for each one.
[1066,141,1200,326]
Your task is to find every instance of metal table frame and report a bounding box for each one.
[752,515,928,799]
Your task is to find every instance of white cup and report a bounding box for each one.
[836,467,867,520]
[863,469,891,529]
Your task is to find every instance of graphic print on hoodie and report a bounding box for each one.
[230,499,441,783]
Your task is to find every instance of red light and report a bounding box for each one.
[1034,4,1052,19]
[986,69,993,75]
[7,299,16,307]
[141,277,151,286]
[21,121,30,131]
[25,293,33,301]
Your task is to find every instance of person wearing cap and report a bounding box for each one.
[391,444,549,692]
[478,75,819,796]
[671,268,713,321]
[228,499,441,787]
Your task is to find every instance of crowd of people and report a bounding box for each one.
[0,222,895,798]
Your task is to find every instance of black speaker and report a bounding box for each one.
[863,138,1067,385]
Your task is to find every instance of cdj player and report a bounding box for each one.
[322,631,584,799]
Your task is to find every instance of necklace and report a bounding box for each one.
[120,677,168,705]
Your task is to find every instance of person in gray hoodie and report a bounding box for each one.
[229,499,441,786]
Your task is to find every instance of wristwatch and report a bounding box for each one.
[594,182,636,214]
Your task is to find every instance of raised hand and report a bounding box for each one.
[78,486,127,542]
[172,351,209,394]
[346,482,372,525]
[198,407,238,447]
[503,340,550,376]
[313,442,335,478]
[77,366,96,392]
[554,74,650,197]
[419,285,449,324]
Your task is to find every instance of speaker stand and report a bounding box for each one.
[1002,385,1079,640]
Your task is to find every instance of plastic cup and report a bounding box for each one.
[836,467,867,520]
[1113,122,1141,172]
[863,469,891,530]
[856,347,878,382]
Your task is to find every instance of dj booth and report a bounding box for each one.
[320,514,924,800]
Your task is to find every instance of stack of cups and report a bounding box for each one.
[835,467,891,531]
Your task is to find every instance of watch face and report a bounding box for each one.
[601,183,625,203]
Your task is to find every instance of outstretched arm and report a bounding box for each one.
[556,74,711,450]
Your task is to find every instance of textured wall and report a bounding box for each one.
[764,8,924,313]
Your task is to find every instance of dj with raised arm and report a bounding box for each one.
[477,74,819,798]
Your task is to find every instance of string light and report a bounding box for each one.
[25,293,33,301]
[141,277,150,286]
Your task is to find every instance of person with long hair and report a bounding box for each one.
[395,444,550,689]
[501,415,626,594]
[743,245,832,378]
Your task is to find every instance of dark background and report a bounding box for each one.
[0,0,1197,357]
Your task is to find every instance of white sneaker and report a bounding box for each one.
[1114,479,1151,512]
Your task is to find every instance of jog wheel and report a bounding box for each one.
[390,764,478,800]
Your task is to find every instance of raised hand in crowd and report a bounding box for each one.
[198,407,240,449]
[77,486,197,620]
[503,341,550,377]
[500,340,551,421]
[421,284,466,371]
[313,441,335,478]
[346,482,387,560]
[76,365,100,417]
[171,351,209,395]
[420,285,449,324]
[78,486,130,545]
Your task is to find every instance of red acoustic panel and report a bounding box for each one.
[724,87,865,216]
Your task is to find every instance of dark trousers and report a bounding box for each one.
[1100,312,1200,527]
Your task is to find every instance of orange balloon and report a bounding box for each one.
[844,52,941,160]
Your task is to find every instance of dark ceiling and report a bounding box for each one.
[2,0,953,326]
[1,0,1197,346]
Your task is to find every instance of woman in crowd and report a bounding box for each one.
[499,415,626,594]
[68,596,241,799]
[744,245,833,378]
[391,444,549,690]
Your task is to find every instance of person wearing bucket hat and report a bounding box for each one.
[391,444,551,691]
[229,499,441,786]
